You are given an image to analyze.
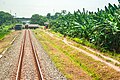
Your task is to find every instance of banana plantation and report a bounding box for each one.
[47,3,120,53]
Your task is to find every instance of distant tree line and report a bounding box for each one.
[30,14,47,25]
[0,11,17,39]
[0,11,16,26]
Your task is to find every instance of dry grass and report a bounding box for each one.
[0,30,20,54]
[35,30,91,80]
[34,29,120,80]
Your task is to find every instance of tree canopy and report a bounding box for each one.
[30,14,47,25]
[0,11,15,26]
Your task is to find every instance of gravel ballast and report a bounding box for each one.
[0,31,23,80]
[0,30,67,80]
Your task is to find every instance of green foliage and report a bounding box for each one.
[0,31,10,40]
[46,13,51,19]
[46,4,120,53]
[0,11,16,39]
[30,14,47,25]
[72,38,95,48]
[0,11,15,26]
[0,24,15,39]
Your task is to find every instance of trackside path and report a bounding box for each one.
[63,38,120,72]
[45,30,120,72]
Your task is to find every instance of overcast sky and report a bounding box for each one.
[0,0,119,18]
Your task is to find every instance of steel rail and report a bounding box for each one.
[28,30,44,80]
[16,30,26,80]
[15,30,44,80]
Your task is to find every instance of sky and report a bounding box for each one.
[0,0,119,18]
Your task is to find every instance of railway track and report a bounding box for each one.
[16,30,44,80]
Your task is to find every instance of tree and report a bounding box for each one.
[46,13,51,19]
[30,14,47,25]
[0,11,15,26]
[61,10,67,15]
[30,14,40,24]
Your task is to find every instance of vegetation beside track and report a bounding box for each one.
[48,30,120,63]
[0,31,10,40]
[0,31,20,54]
[0,24,16,40]
[0,11,17,40]
[48,3,120,53]
[33,29,120,80]
[30,2,120,54]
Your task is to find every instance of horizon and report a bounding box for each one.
[0,0,119,18]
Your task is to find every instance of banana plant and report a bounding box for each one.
[47,3,120,53]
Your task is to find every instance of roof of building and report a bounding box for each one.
[44,22,49,25]
[28,24,39,28]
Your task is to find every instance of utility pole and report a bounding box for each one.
[15,13,16,18]
[118,0,120,4]
[10,10,11,14]
[53,9,55,15]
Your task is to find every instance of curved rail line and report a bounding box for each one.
[16,30,44,80]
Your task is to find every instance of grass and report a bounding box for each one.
[0,31,10,40]
[49,29,120,67]
[33,29,120,80]
[34,30,92,80]
[72,37,120,61]
[0,30,20,54]
[72,38,95,48]
[49,30,120,62]
[0,24,15,40]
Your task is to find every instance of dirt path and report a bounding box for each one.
[63,38,120,72]
[45,30,120,72]
[78,44,120,65]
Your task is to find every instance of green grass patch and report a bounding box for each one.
[34,29,92,79]
[0,31,10,40]
[51,31,120,62]
[72,38,96,48]
[33,29,120,80]
[0,24,15,40]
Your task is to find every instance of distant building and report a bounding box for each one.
[25,24,39,29]
[44,22,49,25]
[14,24,22,30]
[44,22,49,29]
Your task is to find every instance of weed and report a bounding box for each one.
[33,29,120,80]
